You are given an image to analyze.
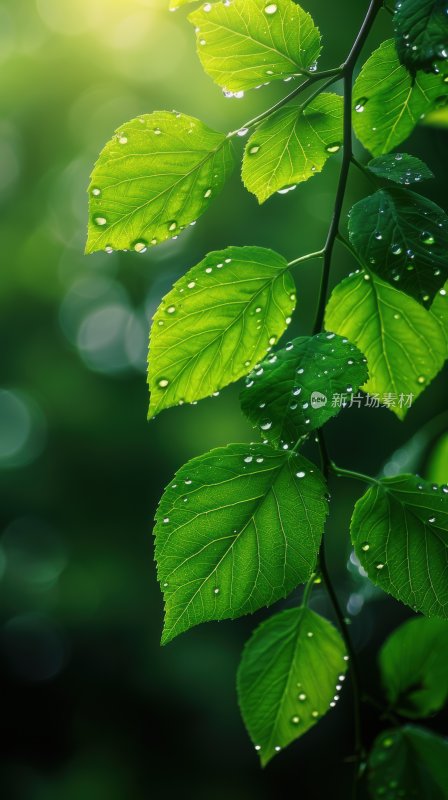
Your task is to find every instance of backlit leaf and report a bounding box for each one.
[368,726,448,799]
[366,153,434,185]
[241,93,343,202]
[237,606,347,766]
[348,188,448,306]
[394,0,448,72]
[240,332,368,447]
[189,0,321,93]
[86,112,234,254]
[147,246,296,418]
[324,271,447,419]
[351,474,448,618]
[379,616,448,718]
[353,39,446,155]
[155,443,328,644]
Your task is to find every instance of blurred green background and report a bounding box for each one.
[0,0,447,797]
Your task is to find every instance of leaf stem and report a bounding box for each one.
[228,69,343,137]
[308,2,383,795]
[302,572,317,607]
[300,74,343,111]
[330,463,378,485]
[287,249,325,268]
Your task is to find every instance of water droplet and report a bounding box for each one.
[298,693,307,701]
[355,97,368,112]
[417,375,426,384]
[296,471,306,479]
[203,2,212,9]
[214,587,220,594]
[420,231,435,245]
[255,745,261,751]
[118,135,128,144]
[326,142,341,154]
[94,215,107,227]
[264,2,277,13]
[428,516,436,523]
[307,631,314,638]
[168,221,177,231]
[91,187,101,197]
[163,517,170,524]
[187,281,196,289]
[291,715,300,725]
[274,745,281,752]
[260,420,272,431]
[311,711,319,718]
[244,456,253,463]
[204,188,212,198]
[158,378,169,388]
[166,305,176,314]
[376,562,385,570]
[248,145,260,155]
[133,240,148,253]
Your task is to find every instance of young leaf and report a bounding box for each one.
[237,607,347,766]
[379,616,448,718]
[324,271,447,420]
[188,0,321,93]
[348,188,448,306]
[394,0,448,73]
[147,246,296,418]
[241,94,343,203]
[155,444,328,644]
[366,153,434,185]
[350,475,448,618]
[86,112,234,254]
[368,726,448,799]
[240,332,368,448]
[353,39,446,156]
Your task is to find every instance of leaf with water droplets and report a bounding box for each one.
[188,0,321,92]
[430,279,448,348]
[241,93,343,202]
[86,112,234,254]
[379,616,448,718]
[240,332,368,447]
[351,474,448,618]
[394,0,448,73]
[237,606,347,766]
[148,246,296,417]
[348,188,448,306]
[353,39,445,156]
[155,444,328,644]
[368,726,448,800]
[325,271,447,419]
[366,153,434,185]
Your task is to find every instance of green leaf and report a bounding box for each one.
[240,332,368,447]
[155,444,328,644]
[188,0,321,93]
[379,616,448,718]
[353,39,446,156]
[324,271,447,420]
[348,188,448,307]
[368,726,448,799]
[427,432,448,485]
[86,112,234,255]
[350,474,448,618]
[147,246,296,418]
[237,606,347,766]
[422,102,448,127]
[430,279,448,347]
[241,93,343,202]
[394,0,448,73]
[366,153,434,185]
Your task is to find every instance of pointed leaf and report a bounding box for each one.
[148,246,296,418]
[242,93,343,202]
[368,726,448,799]
[155,443,328,644]
[353,39,446,156]
[325,271,447,419]
[379,616,448,718]
[240,332,368,447]
[351,474,448,618]
[394,0,448,72]
[237,607,347,766]
[189,0,321,93]
[367,153,434,185]
[348,188,448,306]
[86,112,234,254]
